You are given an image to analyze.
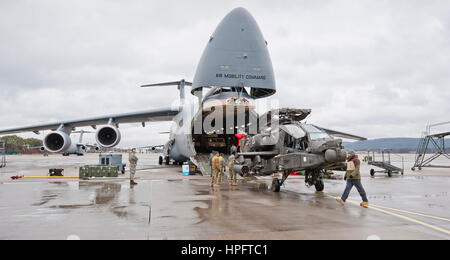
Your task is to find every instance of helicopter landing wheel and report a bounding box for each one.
[314,179,324,192]
[271,178,281,192]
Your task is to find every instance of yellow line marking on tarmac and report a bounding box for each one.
[362,205,450,236]
[366,204,450,223]
[325,194,450,236]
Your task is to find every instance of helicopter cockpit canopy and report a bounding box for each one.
[280,124,306,139]
[301,124,332,140]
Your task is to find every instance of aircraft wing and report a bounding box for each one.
[138,144,165,148]
[313,125,367,141]
[23,146,42,150]
[0,107,179,135]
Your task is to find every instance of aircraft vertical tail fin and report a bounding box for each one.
[141,80,192,109]
[72,130,94,144]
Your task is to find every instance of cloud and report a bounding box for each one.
[0,0,449,146]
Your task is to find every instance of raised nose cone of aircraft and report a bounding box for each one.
[192,7,276,98]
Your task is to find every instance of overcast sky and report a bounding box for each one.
[0,0,449,147]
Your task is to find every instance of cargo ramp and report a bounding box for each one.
[191,154,213,176]
[190,153,229,176]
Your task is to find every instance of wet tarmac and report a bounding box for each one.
[0,153,449,240]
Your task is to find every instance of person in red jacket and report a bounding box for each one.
[235,133,246,152]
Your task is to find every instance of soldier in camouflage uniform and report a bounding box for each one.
[217,153,225,185]
[211,152,220,187]
[129,148,139,185]
[228,152,237,186]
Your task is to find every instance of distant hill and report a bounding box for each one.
[343,138,422,152]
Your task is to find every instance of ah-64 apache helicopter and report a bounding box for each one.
[233,108,367,192]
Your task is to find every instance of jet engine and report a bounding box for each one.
[95,125,121,148]
[43,131,71,153]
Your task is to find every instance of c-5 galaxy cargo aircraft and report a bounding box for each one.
[0,8,363,177]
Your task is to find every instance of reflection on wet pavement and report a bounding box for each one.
[0,174,449,240]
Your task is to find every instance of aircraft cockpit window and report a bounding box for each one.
[302,125,321,133]
[211,87,250,95]
[302,125,331,140]
[212,88,223,95]
[280,124,306,139]
[309,132,331,140]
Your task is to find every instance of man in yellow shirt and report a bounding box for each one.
[217,153,225,185]
[210,152,220,187]
[228,152,237,186]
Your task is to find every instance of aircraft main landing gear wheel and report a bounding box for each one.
[271,178,281,192]
[314,179,324,192]
[387,170,392,177]
[159,156,163,165]
[165,157,170,165]
[370,169,375,177]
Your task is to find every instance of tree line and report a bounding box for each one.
[0,135,43,154]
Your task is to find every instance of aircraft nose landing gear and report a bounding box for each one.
[271,178,281,192]
[305,169,324,192]
[271,171,290,193]
[314,179,324,192]
[271,170,325,192]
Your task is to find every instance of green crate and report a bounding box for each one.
[100,166,108,177]
[87,166,94,177]
[82,165,94,177]
[95,166,103,177]
[79,166,88,178]
[87,165,100,177]
[108,166,118,177]
[80,165,118,178]
[104,166,110,177]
